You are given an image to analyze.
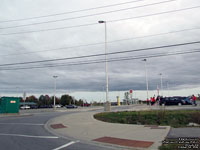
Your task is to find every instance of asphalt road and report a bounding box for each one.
[1,105,199,150]
[167,128,200,138]
[0,110,115,150]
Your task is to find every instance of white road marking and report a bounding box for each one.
[0,123,44,126]
[0,133,58,139]
[53,141,79,150]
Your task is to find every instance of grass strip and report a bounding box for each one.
[94,110,200,128]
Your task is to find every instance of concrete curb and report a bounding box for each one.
[44,113,132,150]
[44,109,170,150]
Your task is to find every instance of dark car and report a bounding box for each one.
[38,105,52,108]
[81,103,91,107]
[159,96,192,106]
[30,105,38,109]
[182,97,192,105]
[65,105,78,109]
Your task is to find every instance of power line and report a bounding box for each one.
[0,40,199,67]
[1,48,200,71]
[110,27,200,43]
[108,5,200,23]
[1,5,199,36]
[1,26,199,57]
[0,0,175,29]
[0,23,97,35]
[0,0,146,23]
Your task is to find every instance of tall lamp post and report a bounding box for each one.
[53,75,58,110]
[159,73,163,96]
[98,20,111,111]
[142,59,149,104]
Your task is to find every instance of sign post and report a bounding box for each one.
[130,89,133,104]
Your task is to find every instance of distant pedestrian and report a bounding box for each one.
[151,97,155,105]
[192,95,197,106]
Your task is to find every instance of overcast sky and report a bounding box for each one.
[0,0,200,100]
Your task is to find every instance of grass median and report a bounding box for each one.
[94,110,200,128]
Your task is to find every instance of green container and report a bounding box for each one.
[0,97,20,113]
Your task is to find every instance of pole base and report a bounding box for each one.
[104,101,111,111]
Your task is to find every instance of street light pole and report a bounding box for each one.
[98,20,110,111]
[159,73,163,96]
[102,86,105,103]
[53,75,58,110]
[142,59,149,102]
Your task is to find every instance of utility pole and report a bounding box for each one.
[23,91,26,106]
[53,75,58,110]
[159,73,163,96]
[142,59,149,102]
[98,20,111,111]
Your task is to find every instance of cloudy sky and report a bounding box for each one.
[0,0,200,101]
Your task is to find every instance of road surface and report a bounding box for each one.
[0,109,115,150]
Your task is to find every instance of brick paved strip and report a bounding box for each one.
[93,136,154,148]
[50,123,67,129]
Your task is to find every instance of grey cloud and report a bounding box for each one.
[0,0,200,96]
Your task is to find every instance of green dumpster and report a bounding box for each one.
[0,97,20,113]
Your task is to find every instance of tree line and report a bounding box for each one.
[20,94,86,106]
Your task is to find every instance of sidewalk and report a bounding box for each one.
[46,106,170,150]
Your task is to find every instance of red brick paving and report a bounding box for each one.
[50,123,67,129]
[93,136,154,148]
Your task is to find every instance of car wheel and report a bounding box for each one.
[162,103,165,106]
[178,103,182,106]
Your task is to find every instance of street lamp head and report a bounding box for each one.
[98,20,106,23]
[142,59,147,61]
[53,75,58,78]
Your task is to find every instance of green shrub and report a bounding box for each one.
[94,110,200,127]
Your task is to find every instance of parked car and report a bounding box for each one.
[182,97,192,105]
[65,105,78,109]
[38,105,53,108]
[20,105,30,109]
[30,105,38,109]
[54,105,62,108]
[159,96,192,106]
[81,103,91,107]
